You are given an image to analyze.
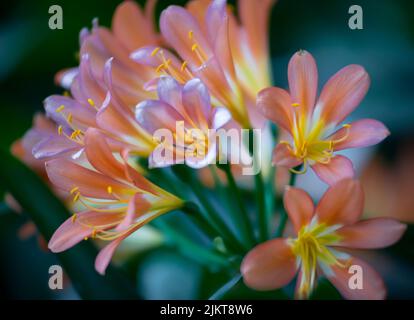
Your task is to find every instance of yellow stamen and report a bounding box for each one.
[191,43,199,52]
[71,214,77,223]
[58,125,63,135]
[156,63,165,73]
[292,103,300,107]
[70,186,79,194]
[67,113,73,124]
[56,105,65,113]
[188,30,194,40]
[151,47,161,57]
[107,186,113,194]
[87,98,95,107]
[181,61,188,72]
[73,192,80,203]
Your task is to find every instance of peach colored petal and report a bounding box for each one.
[257,87,294,132]
[241,238,297,291]
[315,178,364,226]
[84,128,125,180]
[288,50,318,116]
[48,211,123,253]
[45,159,128,199]
[160,5,212,66]
[284,186,315,233]
[115,194,151,232]
[334,218,406,249]
[95,232,128,275]
[312,155,355,186]
[315,64,370,127]
[325,256,386,300]
[272,143,302,168]
[112,1,158,52]
[329,119,390,151]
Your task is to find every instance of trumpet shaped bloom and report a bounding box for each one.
[136,76,231,169]
[47,128,183,274]
[257,50,390,185]
[132,0,273,128]
[241,179,406,299]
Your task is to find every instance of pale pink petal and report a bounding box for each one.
[284,186,315,233]
[334,218,406,249]
[312,155,355,186]
[157,76,185,115]
[325,256,386,300]
[257,87,294,132]
[182,78,211,129]
[241,238,297,291]
[329,119,390,151]
[272,143,302,168]
[211,107,231,129]
[33,135,79,159]
[45,158,128,199]
[112,1,158,52]
[84,128,125,180]
[135,99,185,134]
[95,233,128,275]
[48,211,122,253]
[115,194,151,232]
[54,67,78,90]
[288,50,318,116]
[160,6,212,66]
[315,178,364,226]
[315,65,370,127]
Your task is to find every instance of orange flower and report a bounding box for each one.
[241,179,406,299]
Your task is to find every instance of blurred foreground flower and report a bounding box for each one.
[258,50,390,185]
[241,179,406,299]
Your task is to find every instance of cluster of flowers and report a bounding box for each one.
[13,0,405,299]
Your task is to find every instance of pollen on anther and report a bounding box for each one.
[71,214,78,223]
[151,47,161,57]
[73,192,80,203]
[342,124,351,128]
[292,103,300,107]
[181,61,188,72]
[58,125,63,135]
[70,186,79,194]
[87,98,95,107]
[67,113,73,124]
[56,105,65,113]
[188,30,194,40]
[107,186,113,194]
[191,44,199,52]
[91,229,97,239]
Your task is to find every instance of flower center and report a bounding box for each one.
[281,103,351,174]
[290,222,343,299]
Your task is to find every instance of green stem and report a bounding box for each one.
[154,219,231,268]
[217,163,255,249]
[172,165,246,253]
[246,129,268,243]
[208,273,242,300]
[274,167,300,238]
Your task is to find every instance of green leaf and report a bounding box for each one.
[0,149,137,299]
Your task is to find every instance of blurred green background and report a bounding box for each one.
[1,0,414,299]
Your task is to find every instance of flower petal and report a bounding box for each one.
[334,218,406,249]
[135,99,185,134]
[284,186,315,233]
[48,211,123,252]
[95,232,128,275]
[211,106,231,129]
[315,178,364,226]
[45,158,128,199]
[257,87,294,132]
[288,50,318,116]
[272,143,302,168]
[325,256,386,300]
[112,1,158,52]
[241,238,297,291]
[182,78,212,130]
[115,194,151,232]
[315,65,370,127]
[84,128,125,180]
[312,155,355,186]
[330,119,390,151]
